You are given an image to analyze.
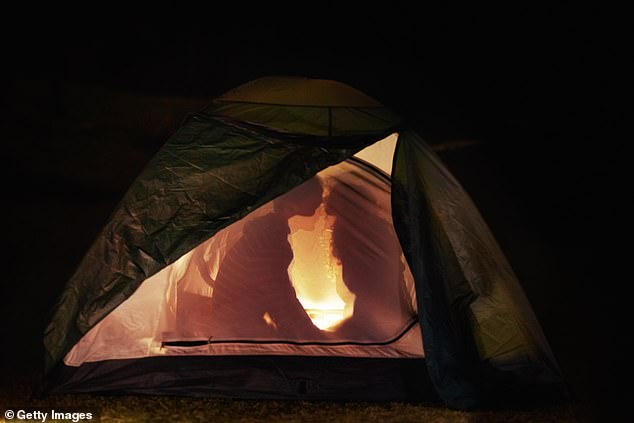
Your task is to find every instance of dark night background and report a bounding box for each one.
[1,5,630,419]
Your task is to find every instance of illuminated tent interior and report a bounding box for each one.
[43,77,566,408]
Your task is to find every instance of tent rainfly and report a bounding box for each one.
[43,76,566,409]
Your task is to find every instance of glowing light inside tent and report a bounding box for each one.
[288,206,354,330]
[262,312,278,330]
[304,305,348,331]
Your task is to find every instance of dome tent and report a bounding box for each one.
[43,76,565,409]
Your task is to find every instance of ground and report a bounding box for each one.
[0,376,593,423]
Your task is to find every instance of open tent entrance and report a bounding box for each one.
[64,134,424,367]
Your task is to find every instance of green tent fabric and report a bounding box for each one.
[392,130,564,407]
[44,76,565,408]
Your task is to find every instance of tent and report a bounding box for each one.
[43,76,566,409]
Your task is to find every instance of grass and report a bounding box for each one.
[0,376,594,423]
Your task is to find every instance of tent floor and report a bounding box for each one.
[46,356,439,402]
